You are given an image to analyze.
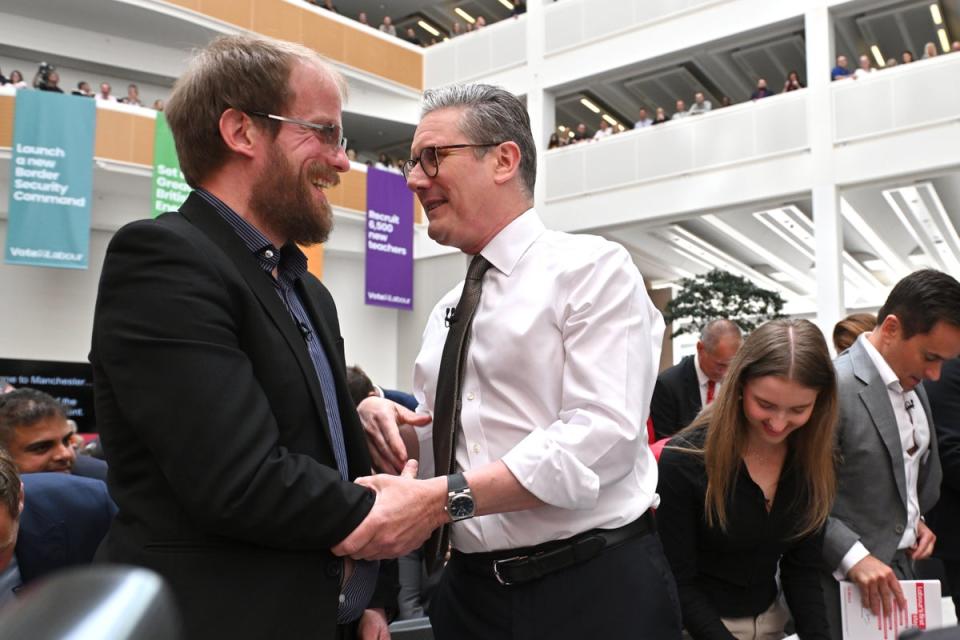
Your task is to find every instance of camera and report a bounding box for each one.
[36,61,55,87]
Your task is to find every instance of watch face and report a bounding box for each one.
[449,494,475,519]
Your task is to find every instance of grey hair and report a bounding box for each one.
[699,319,743,351]
[421,83,536,198]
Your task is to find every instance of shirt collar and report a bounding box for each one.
[477,208,544,277]
[196,188,308,283]
[694,352,710,387]
[858,332,904,393]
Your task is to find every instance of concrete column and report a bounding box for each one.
[805,5,844,340]
[524,0,554,209]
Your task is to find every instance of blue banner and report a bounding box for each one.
[365,167,414,310]
[5,90,96,269]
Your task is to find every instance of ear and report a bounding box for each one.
[878,314,902,341]
[491,141,522,186]
[218,108,258,160]
[17,481,24,516]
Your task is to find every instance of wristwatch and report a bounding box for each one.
[445,472,475,522]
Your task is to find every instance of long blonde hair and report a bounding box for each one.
[681,318,837,537]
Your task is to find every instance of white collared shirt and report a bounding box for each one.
[693,352,715,408]
[836,333,930,577]
[413,209,665,553]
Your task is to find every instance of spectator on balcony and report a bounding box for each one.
[512,1,527,17]
[573,122,589,143]
[379,16,397,36]
[672,99,689,120]
[750,78,775,100]
[952,41,960,52]
[319,0,338,12]
[783,70,804,92]
[923,41,938,58]
[402,27,421,46]
[653,106,668,125]
[6,71,26,89]
[71,81,95,97]
[152,98,165,111]
[356,11,369,25]
[96,82,117,102]
[476,16,487,29]
[451,21,464,36]
[593,119,613,141]
[853,55,874,79]
[0,69,6,85]
[831,55,852,80]
[719,95,733,108]
[37,70,63,93]
[121,83,142,107]
[634,107,653,128]
[548,133,561,149]
[688,92,712,116]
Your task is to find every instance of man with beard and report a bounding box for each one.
[90,35,394,640]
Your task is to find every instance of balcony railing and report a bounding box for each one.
[424,17,527,87]
[545,90,808,202]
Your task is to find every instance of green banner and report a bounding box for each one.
[151,112,190,218]
[5,91,96,269]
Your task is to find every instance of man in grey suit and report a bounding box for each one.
[822,269,960,639]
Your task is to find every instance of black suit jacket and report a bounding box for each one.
[650,355,702,439]
[90,193,388,639]
[925,358,960,561]
[17,473,116,584]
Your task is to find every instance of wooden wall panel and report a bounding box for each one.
[199,0,252,28]
[252,0,303,41]
[94,110,136,163]
[328,169,365,212]
[130,115,157,166]
[0,96,14,148]
[341,30,422,89]
[301,11,346,61]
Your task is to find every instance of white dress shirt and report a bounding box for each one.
[836,333,931,577]
[693,352,715,408]
[413,209,665,553]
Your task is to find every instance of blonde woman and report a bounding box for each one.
[658,319,837,639]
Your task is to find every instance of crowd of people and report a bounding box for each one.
[0,66,166,111]
[548,73,799,148]
[3,31,960,640]
[831,40,960,80]
[304,0,527,47]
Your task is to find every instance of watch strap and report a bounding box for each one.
[447,472,468,493]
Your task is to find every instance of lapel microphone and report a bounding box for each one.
[444,307,457,327]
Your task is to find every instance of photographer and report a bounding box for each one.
[34,63,63,93]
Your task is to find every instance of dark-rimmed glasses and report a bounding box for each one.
[246,111,347,150]
[402,143,503,180]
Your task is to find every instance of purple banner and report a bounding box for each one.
[365,167,414,310]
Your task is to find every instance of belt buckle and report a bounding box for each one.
[492,555,526,586]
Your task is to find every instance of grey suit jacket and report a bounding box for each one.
[823,339,942,571]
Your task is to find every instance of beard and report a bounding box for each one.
[248,142,340,246]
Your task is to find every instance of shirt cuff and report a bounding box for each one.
[834,542,870,581]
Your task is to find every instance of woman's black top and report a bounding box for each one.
[657,426,830,640]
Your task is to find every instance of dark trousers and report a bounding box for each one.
[944,559,960,615]
[429,532,682,640]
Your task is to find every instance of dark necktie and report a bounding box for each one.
[706,379,716,405]
[425,254,492,573]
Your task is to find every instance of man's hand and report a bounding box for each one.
[847,555,908,618]
[358,397,431,474]
[332,460,447,560]
[357,608,390,640]
[908,520,936,560]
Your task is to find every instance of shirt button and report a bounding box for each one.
[339,594,346,604]
[895,524,905,534]
[467,392,475,401]
[472,443,481,454]
[264,249,274,259]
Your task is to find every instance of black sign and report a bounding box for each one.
[0,358,95,432]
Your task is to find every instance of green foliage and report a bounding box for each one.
[664,269,786,338]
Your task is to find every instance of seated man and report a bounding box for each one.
[0,389,107,481]
[0,450,116,606]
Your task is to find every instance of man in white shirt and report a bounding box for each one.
[687,91,712,116]
[634,106,653,128]
[95,82,117,102]
[821,269,960,639]
[335,83,681,639]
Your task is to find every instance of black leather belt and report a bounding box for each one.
[452,510,655,586]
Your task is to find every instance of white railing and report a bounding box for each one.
[424,17,527,87]
[832,52,960,143]
[543,0,724,56]
[544,90,808,201]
